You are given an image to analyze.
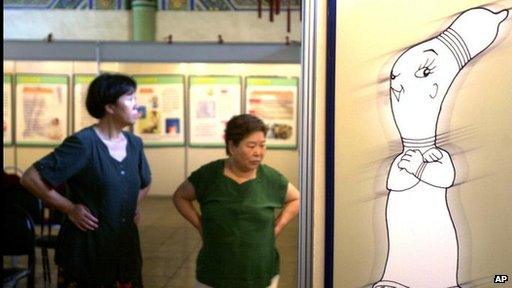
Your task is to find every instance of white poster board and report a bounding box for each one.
[245,77,298,148]
[73,74,97,132]
[15,74,68,146]
[133,75,185,146]
[4,75,13,145]
[189,76,241,147]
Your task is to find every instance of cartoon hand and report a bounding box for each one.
[398,149,424,174]
[423,148,443,162]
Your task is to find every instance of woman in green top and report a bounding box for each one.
[173,114,300,288]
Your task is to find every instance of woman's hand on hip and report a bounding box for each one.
[134,208,142,226]
[67,204,99,231]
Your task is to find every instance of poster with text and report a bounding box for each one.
[16,74,68,146]
[73,74,97,132]
[246,77,298,148]
[4,75,13,145]
[133,75,185,146]
[189,76,241,147]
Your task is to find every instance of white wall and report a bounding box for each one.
[156,11,301,43]
[3,10,301,43]
[3,11,131,41]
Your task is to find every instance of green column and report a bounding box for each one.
[132,0,156,41]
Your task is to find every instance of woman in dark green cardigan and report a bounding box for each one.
[21,73,151,287]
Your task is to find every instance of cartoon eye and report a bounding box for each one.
[415,67,433,78]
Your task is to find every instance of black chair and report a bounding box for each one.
[3,170,64,287]
[2,205,36,288]
[36,205,64,287]
[2,171,43,224]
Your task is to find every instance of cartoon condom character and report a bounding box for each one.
[374,8,508,288]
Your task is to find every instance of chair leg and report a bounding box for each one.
[42,248,51,288]
[41,248,47,285]
[57,266,65,288]
[28,253,35,288]
[46,258,52,285]
[45,252,52,285]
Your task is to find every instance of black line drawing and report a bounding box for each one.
[373,7,508,288]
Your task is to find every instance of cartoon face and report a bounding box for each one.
[390,39,459,139]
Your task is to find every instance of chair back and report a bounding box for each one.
[3,171,64,235]
[3,171,43,224]
[40,206,65,236]
[2,205,36,256]
[2,205,36,288]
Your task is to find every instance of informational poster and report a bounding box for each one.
[133,75,185,146]
[245,77,298,148]
[15,74,68,146]
[189,76,241,147]
[73,74,97,132]
[4,75,13,145]
[330,1,512,288]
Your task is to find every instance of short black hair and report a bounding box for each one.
[86,73,136,119]
[224,114,268,155]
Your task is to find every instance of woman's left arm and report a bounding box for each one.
[134,185,151,225]
[135,140,152,225]
[137,185,151,204]
[274,183,300,236]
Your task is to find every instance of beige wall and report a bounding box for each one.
[156,11,301,43]
[3,11,130,41]
[3,11,301,43]
[3,61,300,196]
[334,0,512,287]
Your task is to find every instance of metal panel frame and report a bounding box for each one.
[3,41,300,63]
[324,0,337,287]
[299,1,317,287]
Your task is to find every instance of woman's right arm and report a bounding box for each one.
[21,166,98,231]
[172,180,202,234]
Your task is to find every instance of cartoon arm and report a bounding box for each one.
[398,148,455,188]
[387,153,421,191]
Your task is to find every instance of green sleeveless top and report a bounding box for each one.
[189,159,288,288]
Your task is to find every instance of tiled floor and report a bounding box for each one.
[8,197,298,288]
